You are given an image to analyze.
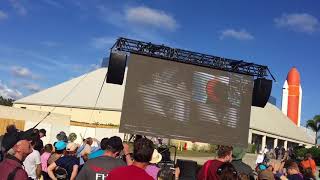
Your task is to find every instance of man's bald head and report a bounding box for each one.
[86,137,93,146]
[13,140,32,161]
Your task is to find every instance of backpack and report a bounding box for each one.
[7,166,23,180]
[55,166,68,180]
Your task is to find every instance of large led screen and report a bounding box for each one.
[120,54,254,147]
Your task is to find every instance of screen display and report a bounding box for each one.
[120,54,254,147]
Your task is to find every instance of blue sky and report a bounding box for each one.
[0,0,319,126]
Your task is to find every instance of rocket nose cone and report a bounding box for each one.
[287,67,300,85]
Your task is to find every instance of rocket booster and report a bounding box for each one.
[282,67,302,126]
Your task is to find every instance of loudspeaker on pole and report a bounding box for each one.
[252,78,272,108]
[106,52,127,85]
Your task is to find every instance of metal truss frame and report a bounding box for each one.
[112,37,271,78]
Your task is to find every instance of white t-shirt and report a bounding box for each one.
[23,149,41,179]
[256,154,264,164]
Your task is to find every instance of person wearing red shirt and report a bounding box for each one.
[197,146,233,180]
[0,140,33,180]
[107,138,154,180]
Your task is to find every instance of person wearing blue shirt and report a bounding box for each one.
[77,137,100,165]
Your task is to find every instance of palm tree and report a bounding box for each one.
[306,115,320,146]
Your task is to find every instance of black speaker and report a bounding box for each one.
[106,52,127,85]
[177,159,198,180]
[252,78,272,107]
[157,147,171,162]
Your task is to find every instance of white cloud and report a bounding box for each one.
[10,80,42,94]
[0,10,8,20]
[0,80,23,99]
[10,66,40,79]
[91,36,116,49]
[23,82,41,93]
[126,6,178,31]
[220,29,254,40]
[96,5,178,46]
[98,5,178,31]
[9,0,27,16]
[11,66,32,77]
[274,13,319,33]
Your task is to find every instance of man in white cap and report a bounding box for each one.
[145,149,162,179]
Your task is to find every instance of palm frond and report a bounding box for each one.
[306,119,318,132]
[314,115,320,127]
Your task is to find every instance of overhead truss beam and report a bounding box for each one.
[112,37,269,78]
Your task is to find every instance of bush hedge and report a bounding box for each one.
[247,143,257,154]
[294,146,320,160]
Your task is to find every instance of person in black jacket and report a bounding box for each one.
[231,146,255,180]
[0,125,19,161]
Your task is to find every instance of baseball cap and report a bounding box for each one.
[106,136,123,152]
[150,149,162,164]
[232,146,246,160]
[56,132,68,142]
[39,129,46,136]
[258,164,267,171]
[66,142,78,152]
[2,127,34,152]
[55,141,67,151]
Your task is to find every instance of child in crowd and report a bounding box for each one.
[40,144,53,180]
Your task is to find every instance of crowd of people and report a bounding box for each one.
[253,146,318,180]
[0,125,180,180]
[0,124,319,180]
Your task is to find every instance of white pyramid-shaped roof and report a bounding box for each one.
[15,68,126,111]
[15,67,314,144]
[250,103,314,144]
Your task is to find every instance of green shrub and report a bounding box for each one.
[208,144,218,153]
[198,146,207,152]
[192,144,198,151]
[308,146,320,158]
[295,147,309,159]
[247,144,257,154]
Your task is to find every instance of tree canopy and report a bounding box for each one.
[306,115,320,145]
[0,96,14,106]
